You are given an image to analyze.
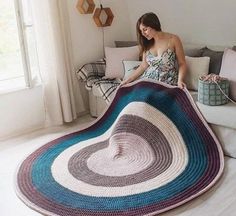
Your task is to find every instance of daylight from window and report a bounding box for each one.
[0,0,39,93]
[0,0,25,91]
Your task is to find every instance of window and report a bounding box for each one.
[0,0,39,93]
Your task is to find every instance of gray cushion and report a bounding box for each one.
[201,47,224,75]
[115,41,138,47]
[184,48,203,57]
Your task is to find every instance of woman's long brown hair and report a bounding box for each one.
[136,12,162,55]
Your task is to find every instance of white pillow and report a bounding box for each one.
[105,46,139,79]
[219,48,236,101]
[185,56,210,90]
[122,60,142,80]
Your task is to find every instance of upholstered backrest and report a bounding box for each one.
[183,43,232,75]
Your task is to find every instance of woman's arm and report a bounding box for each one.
[173,35,187,89]
[121,52,149,85]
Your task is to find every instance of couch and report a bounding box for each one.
[77,43,236,160]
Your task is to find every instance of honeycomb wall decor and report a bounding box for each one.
[77,0,114,27]
[77,0,95,14]
[93,7,114,27]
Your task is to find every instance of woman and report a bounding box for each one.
[121,12,187,89]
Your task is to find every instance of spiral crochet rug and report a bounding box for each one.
[15,80,224,216]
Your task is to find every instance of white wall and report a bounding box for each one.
[126,0,236,47]
[67,0,133,114]
[67,0,133,67]
[0,86,45,139]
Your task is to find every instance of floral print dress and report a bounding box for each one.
[141,48,178,85]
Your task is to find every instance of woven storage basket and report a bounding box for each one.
[198,78,229,105]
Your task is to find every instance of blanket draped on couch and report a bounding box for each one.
[15,80,224,216]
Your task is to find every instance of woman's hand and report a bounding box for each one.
[177,80,187,89]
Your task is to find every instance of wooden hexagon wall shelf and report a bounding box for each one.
[77,0,95,14]
[93,7,114,27]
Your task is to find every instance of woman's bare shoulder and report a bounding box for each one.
[163,32,175,39]
[162,32,178,49]
[170,34,182,44]
[163,33,179,46]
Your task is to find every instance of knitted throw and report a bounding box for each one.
[15,79,224,216]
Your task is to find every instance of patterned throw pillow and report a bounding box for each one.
[122,60,142,80]
[185,56,210,90]
[105,46,139,79]
[219,48,236,101]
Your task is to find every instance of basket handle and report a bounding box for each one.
[213,80,236,105]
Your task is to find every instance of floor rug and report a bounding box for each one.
[15,80,224,216]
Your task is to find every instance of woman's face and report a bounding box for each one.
[139,24,155,40]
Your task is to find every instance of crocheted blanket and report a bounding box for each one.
[15,79,224,216]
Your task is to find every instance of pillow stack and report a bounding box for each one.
[107,41,236,98]
[184,45,236,101]
[184,46,234,91]
[105,46,139,79]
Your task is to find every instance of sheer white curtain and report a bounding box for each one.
[31,0,85,126]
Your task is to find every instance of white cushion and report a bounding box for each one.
[219,48,236,101]
[212,125,236,158]
[122,60,142,80]
[185,56,210,90]
[105,46,139,79]
[196,101,236,129]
